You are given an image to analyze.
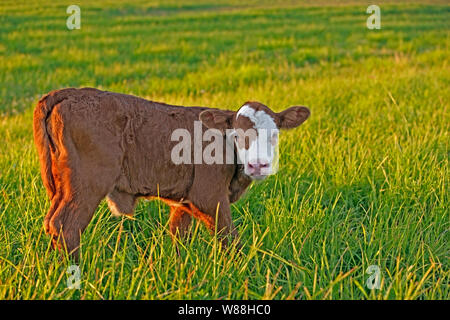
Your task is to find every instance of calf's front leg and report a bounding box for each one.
[188,198,239,247]
[168,205,192,238]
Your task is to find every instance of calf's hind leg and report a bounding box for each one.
[48,151,122,258]
[49,188,105,257]
[43,153,66,234]
[44,102,124,259]
[43,191,63,235]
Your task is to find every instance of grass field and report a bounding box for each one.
[0,0,448,299]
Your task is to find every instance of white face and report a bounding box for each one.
[233,105,279,180]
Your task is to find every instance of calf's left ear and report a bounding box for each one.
[278,106,310,129]
[199,110,234,134]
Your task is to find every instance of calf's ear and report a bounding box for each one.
[278,106,310,129]
[199,110,234,134]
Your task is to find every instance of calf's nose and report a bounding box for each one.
[248,160,270,172]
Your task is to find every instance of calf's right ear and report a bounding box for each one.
[278,106,310,129]
[199,110,234,134]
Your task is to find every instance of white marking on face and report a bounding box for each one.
[235,105,279,179]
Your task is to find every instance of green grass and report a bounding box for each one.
[0,0,448,299]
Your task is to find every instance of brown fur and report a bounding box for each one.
[34,88,247,257]
[33,88,309,259]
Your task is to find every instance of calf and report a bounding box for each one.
[33,88,309,258]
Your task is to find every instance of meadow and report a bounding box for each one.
[0,0,448,299]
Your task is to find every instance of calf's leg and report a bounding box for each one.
[187,198,239,247]
[47,144,122,259]
[43,191,63,235]
[48,191,105,258]
[169,206,192,238]
[43,152,66,234]
[43,102,124,259]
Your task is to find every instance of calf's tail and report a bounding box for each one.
[33,89,75,198]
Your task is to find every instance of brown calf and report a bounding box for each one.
[33,88,309,258]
